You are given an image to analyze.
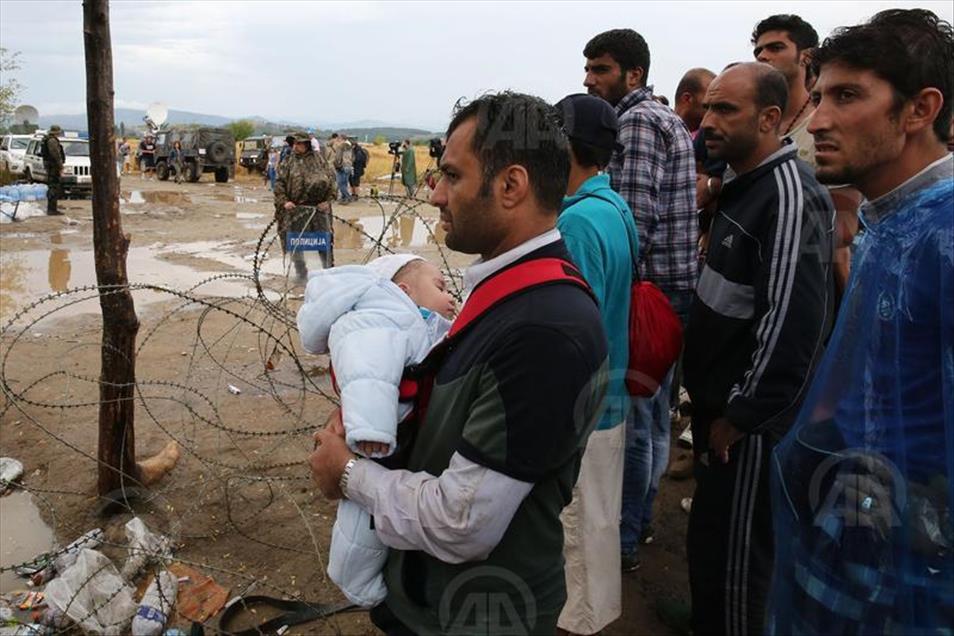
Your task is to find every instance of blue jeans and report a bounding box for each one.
[336,168,353,201]
[621,288,694,554]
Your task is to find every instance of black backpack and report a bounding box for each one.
[353,144,368,168]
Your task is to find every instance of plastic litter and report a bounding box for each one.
[121,518,173,582]
[38,607,69,630]
[165,562,229,623]
[0,458,24,494]
[0,624,45,635]
[14,528,104,586]
[53,528,104,573]
[131,570,178,636]
[226,384,241,395]
[44,549,137,635]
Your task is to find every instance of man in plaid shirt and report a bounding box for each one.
[584,28,697,574]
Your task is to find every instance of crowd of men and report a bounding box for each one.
[303,8,953,636]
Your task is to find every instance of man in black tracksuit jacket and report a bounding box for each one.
[683,64,835,635]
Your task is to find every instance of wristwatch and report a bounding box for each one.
[339,458,358,496]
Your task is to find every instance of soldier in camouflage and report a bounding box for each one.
[42,125,66,216]
[274,131,337,281]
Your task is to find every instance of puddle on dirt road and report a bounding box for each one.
[0,490,56,593]
[235,212,265,220]
[121,190,192,206]
[0,237,288,322]
[213,192,259,204]
[333,215,445,249]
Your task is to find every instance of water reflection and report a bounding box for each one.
[332,215,444,249]
[121,190,192,206]
[0,242,281,321]
[48,233,71,293]
[0,491,56,593]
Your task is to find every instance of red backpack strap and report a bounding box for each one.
[448,257,591,338]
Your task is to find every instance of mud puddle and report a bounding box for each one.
[0,237,290,322]
[121,190,192,206]
[333,215,445,249]
[0,490,56,593]
[212,191,260,204]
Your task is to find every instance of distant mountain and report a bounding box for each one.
[39,108,233,131]
[38,109,437,139]
[331,127,435,142]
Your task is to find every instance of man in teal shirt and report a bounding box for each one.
[555,93,639,635]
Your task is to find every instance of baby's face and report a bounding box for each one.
[400,261,457,319]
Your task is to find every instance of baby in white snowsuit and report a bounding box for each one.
[297,253,456,607]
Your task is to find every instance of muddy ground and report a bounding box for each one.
[0,175,692,635]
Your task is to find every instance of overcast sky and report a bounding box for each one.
[2,0,952,131]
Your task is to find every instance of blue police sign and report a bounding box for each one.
[286,231,331,252]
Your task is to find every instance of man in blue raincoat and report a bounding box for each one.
[769,9,954,634]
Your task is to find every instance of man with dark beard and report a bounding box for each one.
[683,62,834,635]
[309,92,608,636]
[769,10,953,634]
[583,27,697,576]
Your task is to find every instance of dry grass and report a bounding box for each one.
[363,144,434,183]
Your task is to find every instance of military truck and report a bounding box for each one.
[153,127,235,183]
[239,136,269,174]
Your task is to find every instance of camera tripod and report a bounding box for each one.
[387,151,401,197]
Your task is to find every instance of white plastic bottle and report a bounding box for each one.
[131,570,178,636]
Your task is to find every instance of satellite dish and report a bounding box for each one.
[146,102,168,127]
[14,105,39,126]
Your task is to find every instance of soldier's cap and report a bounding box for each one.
[48,125,63,135]
[554,94,623,154]
[291,131,311,143]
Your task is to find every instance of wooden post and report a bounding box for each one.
[83,0,141,498]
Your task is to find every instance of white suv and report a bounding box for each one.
[22,133,92,196]
[0,134,33,176]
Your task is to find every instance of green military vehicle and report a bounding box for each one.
[154,127,235,183]
[239,136,269,174]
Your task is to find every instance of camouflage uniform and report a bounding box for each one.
[273,137,337,278]
[42,129,66,215]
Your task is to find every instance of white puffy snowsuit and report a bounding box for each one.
[297,262,450,607]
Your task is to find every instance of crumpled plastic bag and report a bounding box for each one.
[121,517,173,581]
[44,549,137,635]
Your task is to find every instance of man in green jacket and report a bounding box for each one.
[400,139,417,197]
[42,125,66,216]
[273,131,337,280]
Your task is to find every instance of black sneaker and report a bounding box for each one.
[640,525,655,545]
[621,550,641,572]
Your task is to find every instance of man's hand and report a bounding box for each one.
[309,408,354,499]
[709,417,744,464]
[283,201,296,210]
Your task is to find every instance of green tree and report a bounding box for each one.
[373,134,387,145]
[225,119,255,140]
[0,48,24,128]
